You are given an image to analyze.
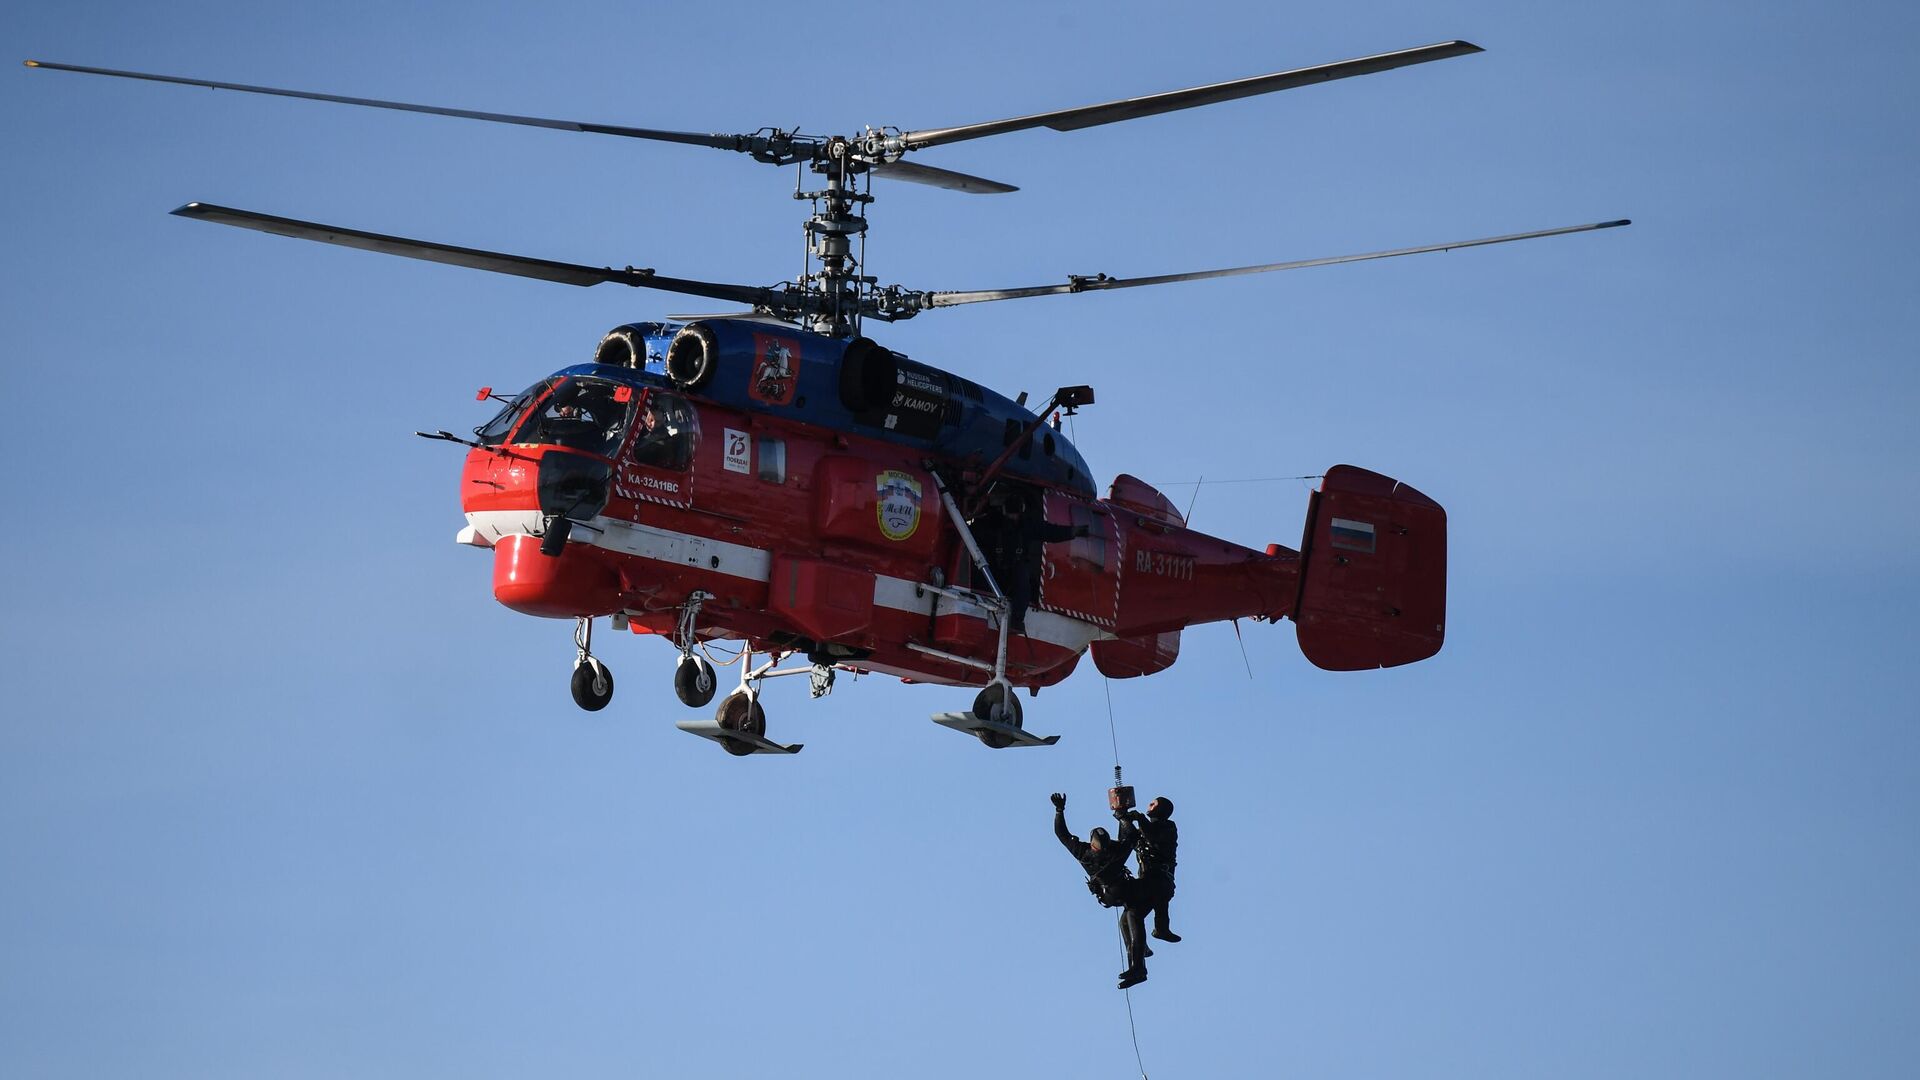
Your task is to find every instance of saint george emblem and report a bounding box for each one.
[749,333,800,405]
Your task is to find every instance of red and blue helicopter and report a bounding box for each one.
[25,41,1626,753]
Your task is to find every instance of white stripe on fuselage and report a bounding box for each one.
[573,515,773,583]
[462,509,1105,655]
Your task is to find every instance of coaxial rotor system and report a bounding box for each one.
[25,42,1627,337]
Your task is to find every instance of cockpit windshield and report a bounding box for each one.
[473,378,556,447]
[516,377,636,457]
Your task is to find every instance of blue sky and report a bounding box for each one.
[5,1,1917,1077]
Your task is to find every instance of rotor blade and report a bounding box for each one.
[907,219,1632,310]
[899,41,1484,150]
[170,202,781,308]
[666,312,801,327]
[23,59,777,155]
[865,158,1019,194]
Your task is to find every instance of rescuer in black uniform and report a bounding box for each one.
[982,492,1085,635]
[1123,796,1181,943]
[1052,791,1151,988]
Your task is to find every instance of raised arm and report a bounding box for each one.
[1051,792,1086,858]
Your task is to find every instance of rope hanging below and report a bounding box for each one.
[1102,675,1148,1079]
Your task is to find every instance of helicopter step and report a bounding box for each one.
[932,710,1059,748]
[931,680,1059,748]
[675,654,805,755]
[676,715,803,755]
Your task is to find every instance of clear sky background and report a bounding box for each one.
[5,1,1917,1077]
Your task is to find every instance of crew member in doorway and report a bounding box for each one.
[1052,791,1150,989]
[983,493,1088,635]
[1123,796,1180,943]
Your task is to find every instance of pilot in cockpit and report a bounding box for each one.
[535,381,637,458]
[631,401,664,450]
[546,387,597,425]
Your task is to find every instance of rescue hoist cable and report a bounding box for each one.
[1102,675,1149,1080]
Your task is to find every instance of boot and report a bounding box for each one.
[1150,927,1182,943]
[1117,967,1147,990]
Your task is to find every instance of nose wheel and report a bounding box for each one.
[674,654,718,708]
[570,616,614,711]
[571,659,614,711]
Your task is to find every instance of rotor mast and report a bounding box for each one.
[798,137,874,337]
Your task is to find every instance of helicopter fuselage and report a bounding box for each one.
[456,319,1447,698]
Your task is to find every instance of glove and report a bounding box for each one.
[1050,792,1066,811]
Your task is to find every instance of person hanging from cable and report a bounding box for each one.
[1122,796,1180,944]
[1052,791,1151,989]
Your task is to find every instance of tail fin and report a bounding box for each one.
[1292,465,1447,670]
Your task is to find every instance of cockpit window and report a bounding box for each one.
[473,378,557,447]
[517,377,636,457]
[629,391,700,471]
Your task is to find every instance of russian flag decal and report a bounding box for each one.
[1330,517,1376,554]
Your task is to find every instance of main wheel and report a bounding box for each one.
[972,682,1022,748]
[674,655,718,708]
[714,690,766,757]
[570,660,614,711]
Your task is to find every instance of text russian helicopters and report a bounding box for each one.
[26,41,1625,753]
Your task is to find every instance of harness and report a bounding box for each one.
[1086,873,1125,908]
[1081,847,1133,908]
[1133,825,1176,879]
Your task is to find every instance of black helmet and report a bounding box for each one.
[1147,797,1173,820]
[1089,826,1111,849]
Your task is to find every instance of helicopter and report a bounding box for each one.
[25,41,1626,754]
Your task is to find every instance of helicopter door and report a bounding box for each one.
[611,390,700,510]
[1038,495,1117,630]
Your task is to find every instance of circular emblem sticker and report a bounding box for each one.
[875,469,924,542]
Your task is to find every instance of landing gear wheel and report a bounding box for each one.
[674,654,718,708]
[972,682,1023,748]
[714,690,766,757]
[571,660,614,712]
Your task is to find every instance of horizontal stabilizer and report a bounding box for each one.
[675,718,803,755]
